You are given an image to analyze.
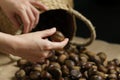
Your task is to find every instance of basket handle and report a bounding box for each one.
[69,8,96,47]
[15,8,96,47]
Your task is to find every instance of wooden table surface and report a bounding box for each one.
[0,37,120,80]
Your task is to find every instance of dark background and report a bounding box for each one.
[74,0,120,44]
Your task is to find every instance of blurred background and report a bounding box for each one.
[74,0,120,44]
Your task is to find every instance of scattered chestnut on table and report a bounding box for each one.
[15,31,120,80]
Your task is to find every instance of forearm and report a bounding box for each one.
[0,32,17,55]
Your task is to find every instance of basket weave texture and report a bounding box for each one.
[0,0,96,47]
[40,0,74,10]
[0,0,74,34]
[0,0,96,62]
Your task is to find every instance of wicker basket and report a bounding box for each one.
[0,0,96,47]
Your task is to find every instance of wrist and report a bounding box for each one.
[0,32,19,55]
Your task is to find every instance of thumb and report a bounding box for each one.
[40,27,56,38]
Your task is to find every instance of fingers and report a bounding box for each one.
[15,1,47,33]
[17,5,42,33]
[36,27,69,49]
[39,27,56,38]
[26,6,35,31]
[49,38,69,49]
[44,38,69,50]
[31,0,48,10]
[18,6,38,33]
[18,9,30,33]
[30,5,40,28]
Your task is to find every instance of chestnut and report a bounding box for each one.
[50,31,65,42]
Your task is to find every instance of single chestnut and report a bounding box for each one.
[50,31,65,42]
[15,69,26,79]
[29,71,41,80]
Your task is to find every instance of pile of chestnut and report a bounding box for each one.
[15,31,120,80]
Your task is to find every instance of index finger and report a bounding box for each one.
[48,38,69,50]
[18,10,30,33]
[31,1,48,10]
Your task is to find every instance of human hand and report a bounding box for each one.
[0,0,47,33]
[11,28,69,62]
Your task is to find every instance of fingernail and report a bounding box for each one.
[66,38,69,41]
[51,27,56,30]
[45,6,48,10]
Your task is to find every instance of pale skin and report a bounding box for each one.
[0,0,69,62]
[0,28,69,62]
[0,0,48,33]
